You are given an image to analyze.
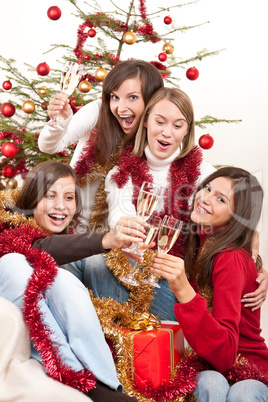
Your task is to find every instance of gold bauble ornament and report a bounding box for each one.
[22,100,35,114]
[123,31,137,45]
[95,68,108,82]
[38,86,47,95]
[6,178,18,189]
[162,41,174,54]
[78,79,92,93]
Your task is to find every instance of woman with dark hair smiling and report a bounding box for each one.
[0,161,143,401]
[151,167,268,401]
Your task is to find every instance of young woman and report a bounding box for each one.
[151,167,268,400]
[82,87,267,319]
[38,59,164,232]
[0,161,144,401]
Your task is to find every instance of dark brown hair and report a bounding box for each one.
[16,161,82,221]
[95,59,164,165]
[184,166,263,287]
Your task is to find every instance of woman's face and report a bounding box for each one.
[145,99,189,160]
[191,177,234,230]
[34,176,76,233]
[109,77,145,136]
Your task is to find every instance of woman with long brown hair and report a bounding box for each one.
[151,167,268,400]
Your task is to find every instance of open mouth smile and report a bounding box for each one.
[119,114,135,128]
[196,203,211,215]
[48,213,68,226]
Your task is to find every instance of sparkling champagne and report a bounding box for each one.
[137,190,160,221]
[60,71,81,96]
[158,225,181,253]
[144,225,159,245]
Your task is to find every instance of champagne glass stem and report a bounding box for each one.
[130,261,138,273]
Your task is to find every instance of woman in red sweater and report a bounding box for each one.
[151,166,268,400]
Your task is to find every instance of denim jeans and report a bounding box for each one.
[194,370,268,401]
[62,254,178,321]
[0,253,120,390]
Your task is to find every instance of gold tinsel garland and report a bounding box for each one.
[105,248,157,315]
[0,188,40,229]
[79,141,124,232]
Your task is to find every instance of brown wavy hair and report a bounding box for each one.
[184,166,263,288]
[94,59,164,165]
[16,161,82,222]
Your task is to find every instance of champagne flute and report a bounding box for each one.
[120,214,162,286]
[122,181,163,256]
[143,215,183,288]
[48,61,83,127]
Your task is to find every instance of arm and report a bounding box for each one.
[242,266,268,310]
[105,169,137,229]
[241,231,268,310]
[33,217,147,265]
[152,250,255,372]
[38,98,101,154]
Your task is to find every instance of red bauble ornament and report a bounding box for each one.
[36,62,50,76]
[88,28,96,38]
[2,80,12,90]
[41,101,48,111]
[158,52,168,62]
[164,16,172,25]
[199,134,214,149]
[1,142,18,158]
[47,6,62,20]
[2,165,17,178]
[186,67,199,80]
[1,103,15,118]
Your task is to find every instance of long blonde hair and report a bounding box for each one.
[131,87,195,158]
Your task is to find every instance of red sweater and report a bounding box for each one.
[174,248,268,375]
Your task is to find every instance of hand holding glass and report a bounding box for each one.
[120,214,162,286]
[122,181,163,256]
[48,61,83,127]
[143,215,183,288]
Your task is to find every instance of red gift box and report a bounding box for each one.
[127,322,184,388]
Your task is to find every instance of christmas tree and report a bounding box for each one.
[0,0,239,189]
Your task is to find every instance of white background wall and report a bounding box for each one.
[1,0,267,341]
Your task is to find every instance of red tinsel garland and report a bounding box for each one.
[111,144,203,258]
[73,130,98,181]
[0,224,96,393]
